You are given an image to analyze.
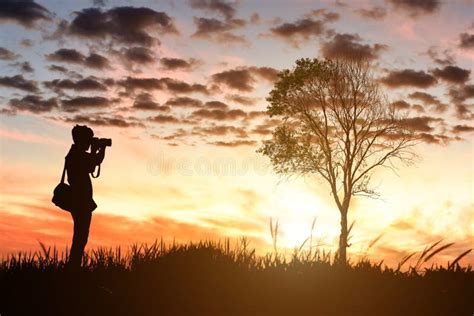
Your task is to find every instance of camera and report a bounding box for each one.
[91,137,112,148]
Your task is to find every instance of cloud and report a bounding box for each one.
[133,93,170,111]
[211,66,279,92]
[0,74,38,92]
[8,95,58,113]
[208,139,256,147]
[211,68,254,91]
[165,96,203,108]
[148,114,181,124]
[160,57,200,70]
[84,53,110,69]
[431,65,470,84]
[408,91,447,112]
[61,96,112,109]
[190,108,247,120]
[268,18,325,47]
[11,61,34,73]
[193,125,247,137]
[379,69,437,88]
[44,77,108,93]
[398,116,443,132]
[305,9,340,22]
[189,0,236,20]
[0,0,52,28]
[424,46,454,66]
[67,7,178,46]
[204,100,228,110]
[46,49,110,69]
[63,114,145,128]
[390,100,411,110]
[354,7,387,20]
[225,94,258,106]
[161,77,209,94]
[386,0,441,17]
[452,124,474,134]
[117,77,209,95]
[121,46,157,65]
[0,47,18,60]
[459,32,474,50]
[321,33,388,60]
[447,84,474,103]
[192,17,248,45]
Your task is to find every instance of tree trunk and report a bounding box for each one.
[338,210,348,265]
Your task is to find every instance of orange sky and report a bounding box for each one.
[0,0,473,267]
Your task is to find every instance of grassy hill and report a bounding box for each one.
[1,239,472,316]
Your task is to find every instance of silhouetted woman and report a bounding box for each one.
[66,125,105,268]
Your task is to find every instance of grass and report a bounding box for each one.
[0,238,473,316]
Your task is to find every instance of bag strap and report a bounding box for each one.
[60,157,66,184]
[91,164,101,178]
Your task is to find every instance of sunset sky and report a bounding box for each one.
[0,0,473,266]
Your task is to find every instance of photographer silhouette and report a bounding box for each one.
[65,125,110,268]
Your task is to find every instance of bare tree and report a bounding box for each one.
[258,58,417,264]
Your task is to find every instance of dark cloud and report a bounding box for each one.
[44,77,108,92]
[417,133,454,145]
[431,65,470,84]
[165,96,203,108]
[321,33,388,60]
[46,48,85,64]
[161,77,209,94]
[190,108,247,120]
[380,69,437,88]
[118,77,163,91]
[85,53,110,69]
[459,33,474,50]
[398,116,443,132]
[192,17,248,45]
[205,100,228,110]
[225,94,258,106]
[0,74,38,92]
[64,114,144,128]
[14,61,34,73]
[211,68,254,91]
[9,95,58,113]
[160,57,200,70]
[211,66,279,92]
[390,100,411,110]
[48,64,69,74]
[386,0,440,16]
[424,46,454,66]
[0,47,18,60]
[117,76,208,95]
[448,84,474,103]
[148,114,180,124]
[121,46,156,65]
[67,7,178,46]
[133,93,170,111]
[61,96,112,109]
[0,0,52,28]
[248,66,280,83]
[452,124,474,134]
[269,18,325,47]
[193,125,248,137]
[208,140,256,147]
[189,0,236,20]
[354,7,387,20]
[46,49,110,70]
[409,91,447,113]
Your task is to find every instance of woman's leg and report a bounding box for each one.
[69,210,92,268]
